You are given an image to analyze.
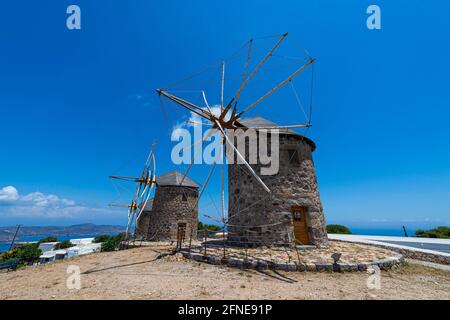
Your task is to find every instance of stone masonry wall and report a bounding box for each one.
[143,186,198,241]
[135,213,151,240]
[227,133,328,247]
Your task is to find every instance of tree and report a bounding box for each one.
[101,238,120,252]
[326,224,352,235]
[93,235,111,243]
[55,240,74,250]
[38,236,58,244]
[18,245,42,264]
[198,222,221,231]
[0,248,21,262]
[415,226,449,239]
[114,232,126,242]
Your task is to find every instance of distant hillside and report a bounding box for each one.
[0,223,125,241]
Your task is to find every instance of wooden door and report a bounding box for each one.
[292,206,310,244]
[176,223,187,241]
[176,222,187,250]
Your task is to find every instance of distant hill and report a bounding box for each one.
[0,223,125,241]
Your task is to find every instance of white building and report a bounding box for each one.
[38,237,101,264]
[39,252,56,264]
[38,242,59,253]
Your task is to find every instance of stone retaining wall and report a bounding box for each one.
[179,249,403,272]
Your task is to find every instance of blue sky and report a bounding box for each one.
[0,0,449,230]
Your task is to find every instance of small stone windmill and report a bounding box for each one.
[136,170,200,241]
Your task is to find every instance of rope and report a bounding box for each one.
[290,80,309,122]
[309,63,315,125]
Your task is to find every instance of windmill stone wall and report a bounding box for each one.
[227,117,328,247]
[136,170,199,241]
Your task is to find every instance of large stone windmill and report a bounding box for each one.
[157,33,328,247]
[227,117,328,247]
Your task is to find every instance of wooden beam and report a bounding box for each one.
[233,58,316,121]
[156,89,212,120]
[230,33,288,107]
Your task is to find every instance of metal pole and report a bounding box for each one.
[402,226,408,237]
[204,228,207,256]
[9,225,21,251]
[189,225,193,253]
[294,241,302,265]
[222,225,226,259]
[245,242,248,262]
[221,61,225,110]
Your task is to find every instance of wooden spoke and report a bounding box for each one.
[214,120,271,193]
[109,175,140,182]
[156,89,212,120]
[233,59,316,120]
[195,162,217,206]
[250,124,312,130]
[231,33,288,106]
[235,39,253,103]
[233,57,316,121]
[109,203,133,208]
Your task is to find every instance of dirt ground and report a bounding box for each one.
[0,245,448,300]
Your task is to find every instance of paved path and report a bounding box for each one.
[328,234,450,256]
[406,259,450,272]
[377,240,450,253]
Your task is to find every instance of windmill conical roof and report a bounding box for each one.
[238,116,316,150]
[156,170,200,188]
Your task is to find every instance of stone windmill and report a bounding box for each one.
[227,117,328,247]
[157,33,328,247]
[136,170,201,241]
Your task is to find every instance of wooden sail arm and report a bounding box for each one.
[156,89,213,120]
[187,120,213,127]
[235,38,253,103]
[109,203,137,209]
[218,98,235,121]
[110,175,155,184]
[109,175,140,182]
[230,33,288,107]
[250,124,312,130]
[232,57,316,121]
[214,119,271,193]
[195,162,217,207]
[201,90,213,114]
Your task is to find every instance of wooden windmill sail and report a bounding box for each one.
[109,142,156,240]
[157,33,316,197]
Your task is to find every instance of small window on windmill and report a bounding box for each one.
[182,193,188,202]
[288,149,300,165]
